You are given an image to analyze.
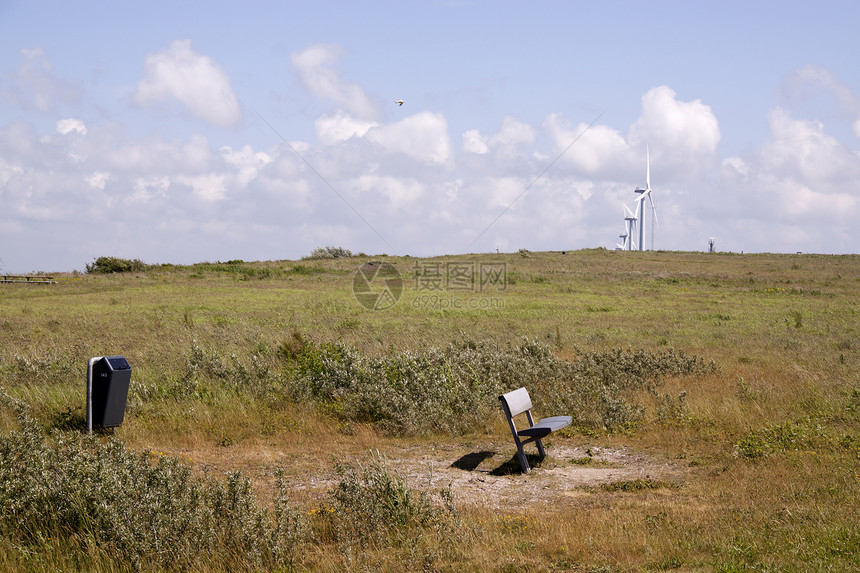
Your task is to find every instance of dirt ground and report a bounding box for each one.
[169,438,690,511]
[393,444,688,510]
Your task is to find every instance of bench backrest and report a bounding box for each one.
[500,387,532,418]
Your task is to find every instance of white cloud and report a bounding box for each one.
[0,157,24,187]
[544,114,628,174]
[0,47,81,112]
[570,180,594,201]
[781,65,860,117]
[629,86,721,169]
[102,132,213,172]
[177,173,228,201]
[462,129,489,154]
[220,145,272,188]
[489,117,537,159]
[220,145,271,171]
[352,175,423,209]
[365,111,452,164]
[462,117,536,161]
[717,106,860,244]
[482,176,525,209]
[134,40,242,128]
[291,44,380,120]
[758,108,860,181]
[314,110,378,145]
[492,116,535,144]
[782,183,856,219]
[85,171,110,190]
[56,118,87,135]
[129,176,170,204]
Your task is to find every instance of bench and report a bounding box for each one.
[1,275,56,284]
[499,387,571,473]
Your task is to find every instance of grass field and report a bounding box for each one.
[1,249,858,571]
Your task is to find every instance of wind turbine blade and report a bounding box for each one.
[649,194,658,226]
[646,144,650,190]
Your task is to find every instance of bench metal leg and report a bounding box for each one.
[516,442,530,473]
[535,437,546,459]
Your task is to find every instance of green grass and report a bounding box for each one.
[1,249,859,571]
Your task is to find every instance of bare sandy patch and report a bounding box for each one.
[171,439,690,511]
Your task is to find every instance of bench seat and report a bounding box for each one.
[517,415,573,437]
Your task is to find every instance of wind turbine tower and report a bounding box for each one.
[624,205,637,251]
[616,205,637,250]
[633,146,657,251]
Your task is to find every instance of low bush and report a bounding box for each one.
[1,390,457,570]
[283,338,718,435]
[85,256,149,274]
[316,451,456,549]
[0,392,308,571]
[302,246,354,260]
[127,337,717,437]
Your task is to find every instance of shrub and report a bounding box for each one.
[0,391,308,570]
[302,246,354,260]
[133,337,717,437]
[317,451,456,548]
[284,338,718,435]
[85,256,149,274]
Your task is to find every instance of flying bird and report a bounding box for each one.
[395,99,404,106]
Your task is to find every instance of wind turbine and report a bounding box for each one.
[617,204,636,250]
[623,204,637,251]
[633,145,657,251]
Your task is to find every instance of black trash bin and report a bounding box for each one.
[87,356,131,432]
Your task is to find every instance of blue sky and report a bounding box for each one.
[2,1,860,272]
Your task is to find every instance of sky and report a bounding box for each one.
[2,1,860,272]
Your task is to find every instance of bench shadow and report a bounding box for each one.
[450,451,496,471]
[489,453,545,476]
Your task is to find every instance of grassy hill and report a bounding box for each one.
[1,250,858,571]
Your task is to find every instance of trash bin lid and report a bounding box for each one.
[105,356,131,370]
